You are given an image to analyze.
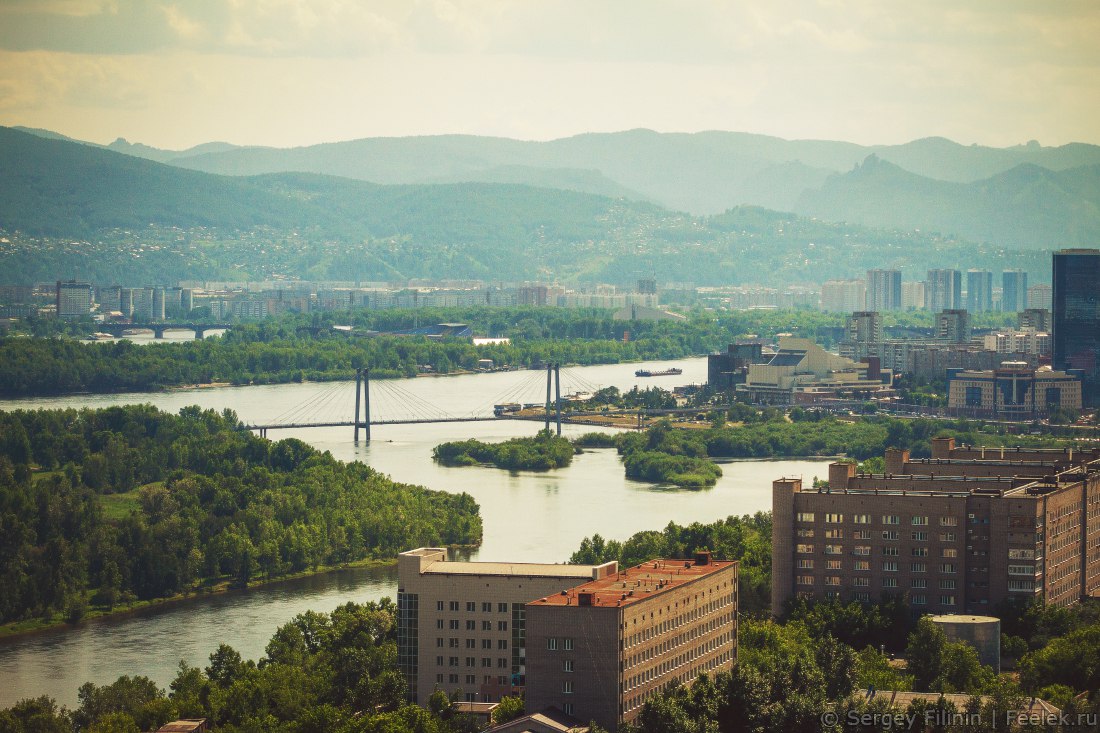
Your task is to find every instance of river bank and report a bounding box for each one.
[0,557,401,641]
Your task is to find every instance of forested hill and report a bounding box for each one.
[0,404,482,627]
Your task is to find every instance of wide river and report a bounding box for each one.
[0,355,830,708]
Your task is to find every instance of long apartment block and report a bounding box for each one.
[525,552,738,732]
[397,548,618,705]
[773,438,1100,615]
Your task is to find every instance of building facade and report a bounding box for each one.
[866,270,902,312]
[707,342,766,393]
[396,548,616,706]
[926,269,962,312]
[772,439,1100,616]
[1002,270,1028,313]
[1052,249,1100,405]
[524,555,738,732]
[946,363,1083,417]
[821,279,868,313]
[55,280,93,318]
[966,270,993,313]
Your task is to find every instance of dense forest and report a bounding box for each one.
[0,405,481,627]
[432,431,575,471]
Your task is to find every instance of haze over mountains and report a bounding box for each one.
[0,125,1095,286]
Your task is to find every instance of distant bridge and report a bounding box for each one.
[98,323,233,339]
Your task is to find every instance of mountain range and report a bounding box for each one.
[0,125,1090,286]
[13,125,1100,252]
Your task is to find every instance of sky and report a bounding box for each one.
[1,0,1098,150]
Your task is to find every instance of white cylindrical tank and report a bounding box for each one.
[930,614,1001,672]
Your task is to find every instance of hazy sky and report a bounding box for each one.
[1,0,1098,150]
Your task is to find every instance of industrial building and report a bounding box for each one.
[524,554,738,732]
[772,438,1100,616]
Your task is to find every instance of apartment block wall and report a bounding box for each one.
[525,563,738,732]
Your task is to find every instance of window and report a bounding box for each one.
[853,530,872,540]
[563,703,574,715]
[825,576,841,586]
[855,560,870,571]
[964,385,982,407]
[940,533,957,542]
[882,531,899,540]
[1009,549,1035,560]
[942,548,957,558]
[882,578,898,588]
[796,529,815,538]
[436,601,444,611]
[940,579,957,589]
[563,659,574,672]
[436,638,443,648]
[449,601,459,612]
[498,621,508,631]
[449,657,459,667]
[911,578,927,589]
[797,559,814,569]
[853,514,871,524]
[466,602,476,612]
[912,532,928,541]
[449,620,459,630]
[436,619,444,630]
[1009,579,1035,592]
[563,638,574,651]
[940,595,957,606]
[912,594,927,605]
[563,680,574,694]
[855,592,871,602]
[854,545,871,556]
[882,546,899,556]
[826,559,842,570]
[482,657,492,668]
[466,657,475,667]
[911,563,926,573]
[482,602,492,612]
[548,638,558,650]
[882,515,900,525]
[797,544,814,554]
[498,640,508,649]
[1008,565,1035,575]
[825,513,843,523]
[796,512,815,522]
[853,577,869,587]
[481,639,491,649]
[824,529,844,539]
[825,545,843,555]
[498,603,508,613]
[940,516,958,527]
[911,516,928,526]
[466,674,476,685]
[941,563,957,574]
[912,547,928,557]
[882,561,898,572]
[466,620,476,631]
[796,575,814,585]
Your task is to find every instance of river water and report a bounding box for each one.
[0,356,830,708]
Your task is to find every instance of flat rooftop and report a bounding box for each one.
[529,557,735,608]
[424,561,601,579]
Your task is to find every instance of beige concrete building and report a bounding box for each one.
[524,554,738,732]
[772,439,1100,615]
[396,548,617,705]
[738,337,894,404]
[946,363,1083,418]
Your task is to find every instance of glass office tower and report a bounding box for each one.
[1052,249,1100,405]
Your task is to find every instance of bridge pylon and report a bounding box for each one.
[354,368,371,442]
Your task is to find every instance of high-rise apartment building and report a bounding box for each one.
[396,548,616,706]
[55,280,93,319]
[966,270,993,313]
[1002,270,1028,313]
[1028,284,1053,311]
[936,309,971,343]
[926,269,962,312]
[866,270,902,311]
[772,439,1100,615]
[821,279,867,312]
[901,281,926,311]
[525,555,738,732]
[1053,249,1100,406]
[1018,308,1052,333]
